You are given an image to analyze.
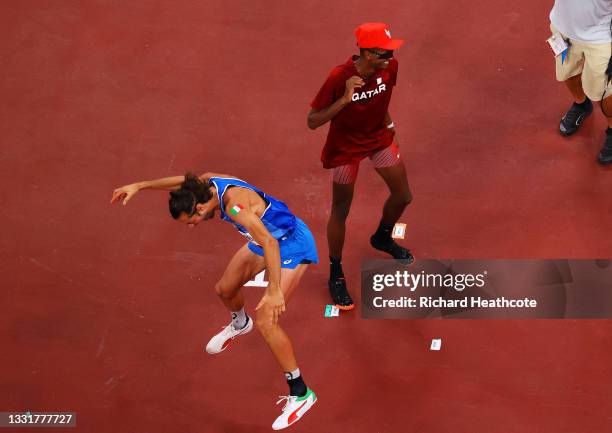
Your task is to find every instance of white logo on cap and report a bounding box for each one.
[385,29,391,38]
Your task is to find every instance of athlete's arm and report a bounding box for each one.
[307,76,364,130]
[384,111,396,138]
[111,172,237,206]
[224,195,285,326]
[110,175,188,206]
[384,112,393,129]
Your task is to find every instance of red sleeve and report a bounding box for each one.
[310,68,345,110]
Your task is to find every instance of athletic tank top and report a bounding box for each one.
[208,177,297,244]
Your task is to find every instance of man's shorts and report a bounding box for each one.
[550,23,612,102]
[248,217,319,269]
[332,142,401,184]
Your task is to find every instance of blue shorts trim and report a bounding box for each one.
[248,218,319,269]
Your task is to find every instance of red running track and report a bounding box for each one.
[2,1,612,432]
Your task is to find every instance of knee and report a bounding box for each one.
[214,281,235,300]
[254,310,274,337]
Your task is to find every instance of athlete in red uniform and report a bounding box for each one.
[307,23,414,309]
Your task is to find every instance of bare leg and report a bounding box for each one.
[254,264,308,372]
[214,245,308,372]
[370,159,414,261]
[374,160,412,226]
[564,73,586,103]
[326,182,355,258]
[214,244,265,311]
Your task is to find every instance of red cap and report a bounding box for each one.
[355,23,404,50]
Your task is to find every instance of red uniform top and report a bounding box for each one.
[311,56,398,168]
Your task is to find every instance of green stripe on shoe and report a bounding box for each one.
[296,388,316,402]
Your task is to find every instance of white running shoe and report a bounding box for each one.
[205,316,253,354]
[272,388,317,430]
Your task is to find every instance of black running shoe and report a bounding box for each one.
[559,98,592,136]
[370,235,415,264]
[597,128,612,165]
[328,276,354,310]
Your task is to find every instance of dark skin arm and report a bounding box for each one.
[384,112,393,129]
[307,76,365,129]
[384,111,397,141]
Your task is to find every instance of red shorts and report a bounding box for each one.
[331,142,401,184]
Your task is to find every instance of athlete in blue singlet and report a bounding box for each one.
[209,176,317,268]
[111,171,318,430]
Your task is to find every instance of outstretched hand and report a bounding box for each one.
[255,287,286,327]
[110,183,141,206]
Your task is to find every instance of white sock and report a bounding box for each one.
[231,308,247,330]
[285,368,301,380]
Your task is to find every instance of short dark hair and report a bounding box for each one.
[168,172,213,219]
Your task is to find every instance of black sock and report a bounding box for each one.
[373,221,394,241]
[607,127,612,134]
[286,372,307,397]
[330,256,344,279]
[575,98,589,108]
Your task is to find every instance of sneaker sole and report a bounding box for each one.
[328,281,354,311]
[559,128,577,137]
[370,236,415,262]
[397,256,415,265]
